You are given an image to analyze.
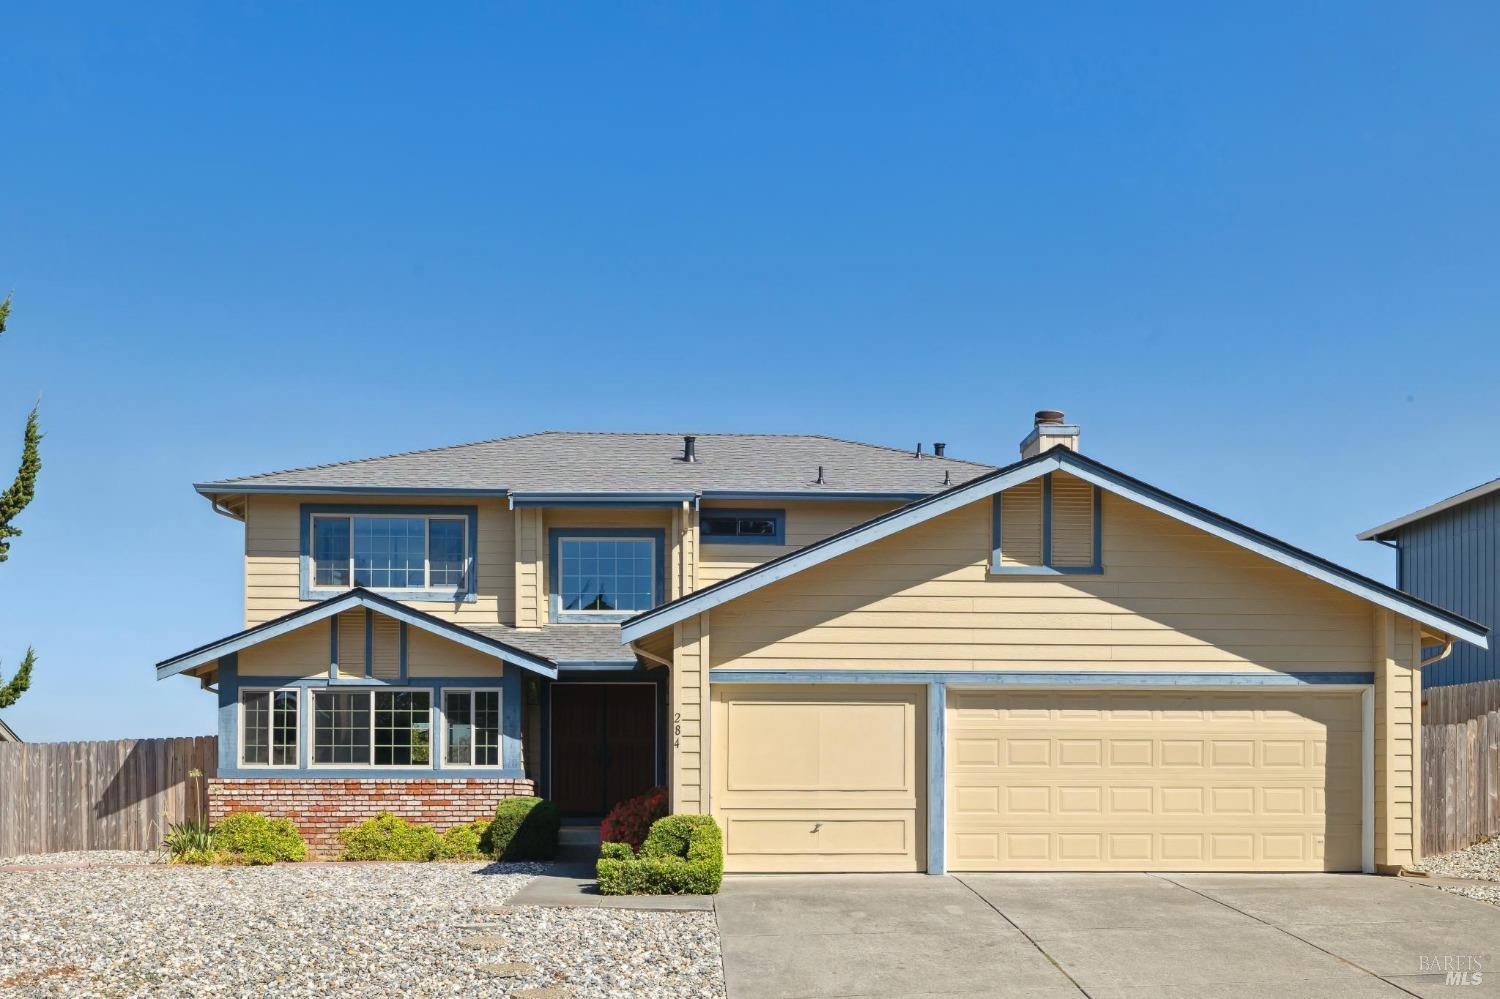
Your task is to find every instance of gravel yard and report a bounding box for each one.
[0,859,725,998]
[1415,836,1500,907]
[0,850,160,868]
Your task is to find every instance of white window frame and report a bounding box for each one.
[555,534,658,617]
[238,687,301,769]
[441,688,505,769]
[307,686,436,770]
[310,513,470,593]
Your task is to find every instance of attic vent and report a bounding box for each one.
[934,443,946,457]
[990,472,1102,574]
[682,435,697,462]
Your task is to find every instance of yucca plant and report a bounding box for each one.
[164,817,216,858]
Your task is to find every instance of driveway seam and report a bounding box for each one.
[952,875,1093,999]
[1150,874,1425,999]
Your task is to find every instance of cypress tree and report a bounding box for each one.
[0,294,42,709]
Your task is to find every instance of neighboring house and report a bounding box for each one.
[0,717,18,743]
[158,418,1486,872]
[1359,478,1500,689]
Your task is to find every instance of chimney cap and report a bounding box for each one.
[1034,409,1066,425]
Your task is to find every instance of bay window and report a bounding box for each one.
[240,689,298,767]
[443,689,501,767]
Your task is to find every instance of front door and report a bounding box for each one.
[550,683,657,816]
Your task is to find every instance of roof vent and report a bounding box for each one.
[682,435,697,463]
[816,464,825,485]
[934,442,946,458]
[1019,410,1080,459]
[914,442,923,458]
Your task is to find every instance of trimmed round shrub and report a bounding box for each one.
[597,813,723,896]
[601,786,668,852]
[433,818,491,861]
[338,812,442,861]
[213,811,307,863]
[490,796,560,861]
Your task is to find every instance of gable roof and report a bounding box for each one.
[155,588,559,681]
[194,431,992,499]
[1358,475,1500,542]
[0,716,18,742]
[621,447,1489,649]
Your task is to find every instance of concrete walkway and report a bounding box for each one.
[715,872,1500,998]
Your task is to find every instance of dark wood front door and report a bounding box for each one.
[550,684,657,816]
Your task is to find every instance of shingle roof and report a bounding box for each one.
[468,624,635,666]
[196,432,993,497]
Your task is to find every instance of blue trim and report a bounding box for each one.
[989,473,1103,576]
[989,493,1003,571]
[548,527,668,624]
[299,504,479,603]
[327,617,337,680]
[158,588,557,680]
[199,483,513,497]
[216,656,525,779]
[398,622,408,682]
[927,681,946,876]
[699,508,787,546]
[511,492,694,509]
[698,490,929,502]
[708,670,1376,687]
[364,607,373,679]
[1041,474,1053,566]
[539,681,552,799]
[557,660,643,671]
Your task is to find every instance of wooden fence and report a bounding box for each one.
[1422,679,1500,857]
[0,737,217,858]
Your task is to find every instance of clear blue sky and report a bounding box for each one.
[2,3,1498,742]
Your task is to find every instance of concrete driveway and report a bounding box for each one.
[715,872,1500,998]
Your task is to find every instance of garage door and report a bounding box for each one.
[711,685,924,873]
[947,689,1362,872]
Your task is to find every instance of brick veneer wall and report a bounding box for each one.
[208,778,535,858]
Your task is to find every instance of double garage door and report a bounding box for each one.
[713,685,1362,874]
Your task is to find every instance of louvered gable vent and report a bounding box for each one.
[991,472,1101,574]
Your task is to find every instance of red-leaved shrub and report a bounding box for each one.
[601,786,668,851]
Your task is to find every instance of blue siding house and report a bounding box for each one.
[1360,478,1500,687]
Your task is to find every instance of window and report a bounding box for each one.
[312,688,432,767]
[310,514,468,593]
[556,536,657,616]
[990,473,1102,574]
[700,509,785,545]
[241,689,298,767]
[444,689,501,767]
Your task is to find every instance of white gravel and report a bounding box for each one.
[0,861,725,998]
[1416,836,1500,882]
[0,850,160,868]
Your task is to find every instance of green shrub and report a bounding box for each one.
[596,813,723,895]
[338,812,442,861]
[213,811,307,863]
[175,847,217,866]
[164,817,215,860]
[433,819,490,861]
[489,797,560,861]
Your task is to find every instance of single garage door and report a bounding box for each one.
[947,689,1363,872]
[711,684,925,873]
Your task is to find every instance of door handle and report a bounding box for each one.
[812,822,823,833]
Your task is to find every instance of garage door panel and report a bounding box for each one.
[713,685,924,873]
[946,690,1362,872]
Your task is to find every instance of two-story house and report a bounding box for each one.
[159,416,1487,872]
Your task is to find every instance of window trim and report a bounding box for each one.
[300,504,479,603]
[548,527,667,624]
[441,687,504,769]
[307,685,436,770]
[238,686,301,769]
[989,473,1104,576]
[699,507,786,545]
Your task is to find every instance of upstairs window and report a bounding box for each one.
[310,514,469,592]
[549,529,665,623]
[700,509,785,545]
[991,473,1102,574]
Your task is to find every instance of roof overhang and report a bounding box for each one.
[155,588,559,681]
[622,448,1490,650]
[1357,475,1500,542]
[0,716,18,742]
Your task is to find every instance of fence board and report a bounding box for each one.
[0,737,216,857]
[1423,679,1500,856]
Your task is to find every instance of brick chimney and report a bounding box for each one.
[1019,410,1080,458]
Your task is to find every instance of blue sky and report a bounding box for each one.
[2,3,1498,741]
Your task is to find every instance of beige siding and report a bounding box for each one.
[406,627,502,678]
[698,501,898,589]
[243,495,514,628]
[670,614,707,813]
[708,488,1377,674]
[238,621,330,678]
[1374,610,1421,869]
[514,508,544,628]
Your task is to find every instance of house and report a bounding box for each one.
[158,416,1487,871]
[0,717,18,743]
[1359,478,1500,690]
